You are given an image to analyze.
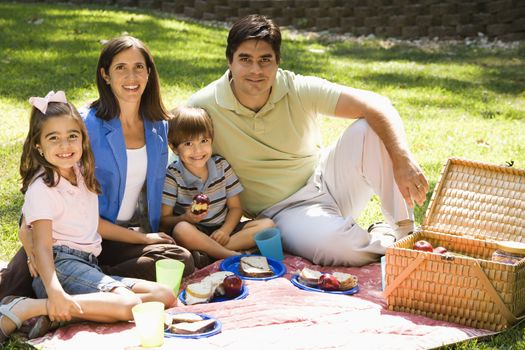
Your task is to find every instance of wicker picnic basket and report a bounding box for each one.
[384,157,525,331]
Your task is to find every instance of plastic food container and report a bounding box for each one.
[492,241,525,265]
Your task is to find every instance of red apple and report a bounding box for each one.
[413,240,434,252]
[191,193,210,214]
[433,246,448,254]
[318,273,341,291]
[222,275,243,298]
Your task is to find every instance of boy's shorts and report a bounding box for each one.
[196,220,249,236]
[32,245,137,298]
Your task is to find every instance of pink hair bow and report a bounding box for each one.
[28,90,68,114]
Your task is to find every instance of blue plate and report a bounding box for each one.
[178,284,248,305]
[165,313,222,339]
[219,254,286,281]
[290,274,359,295]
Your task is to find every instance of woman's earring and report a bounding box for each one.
[39,151,44,157]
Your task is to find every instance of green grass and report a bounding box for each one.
[1,2,524,349]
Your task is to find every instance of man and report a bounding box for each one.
[188,14,428,266]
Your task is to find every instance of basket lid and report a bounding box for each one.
[423,158,525,242]
[497,241,525,255]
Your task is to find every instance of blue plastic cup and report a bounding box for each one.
[254,227,284,261]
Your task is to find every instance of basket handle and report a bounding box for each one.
[470,260,518,325]
[383,253,426,299]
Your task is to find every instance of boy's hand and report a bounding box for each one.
[48,292,83,322]
[211,229,230,246]
[143,232,176,245]
[183,207,207,224]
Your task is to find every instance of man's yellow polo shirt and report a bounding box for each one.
[188,69,342,218]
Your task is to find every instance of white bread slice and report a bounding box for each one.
[169,319,216,334]
[332,272,358,290]
[185,271,235,304]
[298,267,322,286]
[203,271,234,296]
[185,281,213,305]
[239,256,274,277]
[204,271,234,287]
[170,313,204,324]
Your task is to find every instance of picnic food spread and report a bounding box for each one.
[298,267,358,291]
[411,239,525,264]
[492,241,525,265]
[239,256,274,277]
[165,313,217,335]
[191,193,209,214]
[185,271,242,305]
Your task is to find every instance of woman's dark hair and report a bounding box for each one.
[168,106,214,147]
[226,14,281,64]
[90,35,169,121]
[20,102,100,194]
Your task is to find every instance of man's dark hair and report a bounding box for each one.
[226,14,281,63]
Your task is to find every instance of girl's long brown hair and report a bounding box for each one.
[20,102,100,194]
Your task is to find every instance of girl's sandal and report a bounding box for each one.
[0,296,27,343]
[27,315,56,339]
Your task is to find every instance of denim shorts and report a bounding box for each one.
[32,245,137,298]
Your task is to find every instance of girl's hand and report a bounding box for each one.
[143,232,176,245]
[47,292,83,322]
[183,207,207,224]
[210,229,230,246]
[18,218,39,277]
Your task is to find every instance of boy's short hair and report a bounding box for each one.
[168,106,214,147]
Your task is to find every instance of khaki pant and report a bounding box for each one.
[260,119,413,266]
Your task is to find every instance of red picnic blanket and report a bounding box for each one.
[28,255,494,350]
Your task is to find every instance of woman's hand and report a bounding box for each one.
[18,217,39,277]
[47,291,83,322]
[210,228,230,246]
[143,232,176,245]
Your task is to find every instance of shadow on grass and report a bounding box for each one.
[328,41,525,96]
[2,2,524,115]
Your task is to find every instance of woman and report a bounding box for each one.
[0,36,194,301]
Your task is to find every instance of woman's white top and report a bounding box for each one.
[117,145,148,221]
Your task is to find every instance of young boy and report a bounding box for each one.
[160,106,274,266]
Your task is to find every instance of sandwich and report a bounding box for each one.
[297,267,322,286]
[332,272,358,290]
[184,271,235,304]
[169,319,216,334]
[203,271,234,297]
[297,268,358,291]
[170,313,204,324]
[185,280,213,305]
[239,256,274,277]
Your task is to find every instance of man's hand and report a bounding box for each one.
[143,232,176,245]
[393,156,429,208]
[210,228,231,246]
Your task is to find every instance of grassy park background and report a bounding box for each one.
[0,2,524,349]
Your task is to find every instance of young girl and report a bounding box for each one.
[0,91,175,343]
[160,106,274,263]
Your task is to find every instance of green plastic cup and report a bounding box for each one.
[156,259,185,296]
[131,301,165,348]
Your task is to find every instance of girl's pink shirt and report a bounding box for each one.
[22,165,102,256]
